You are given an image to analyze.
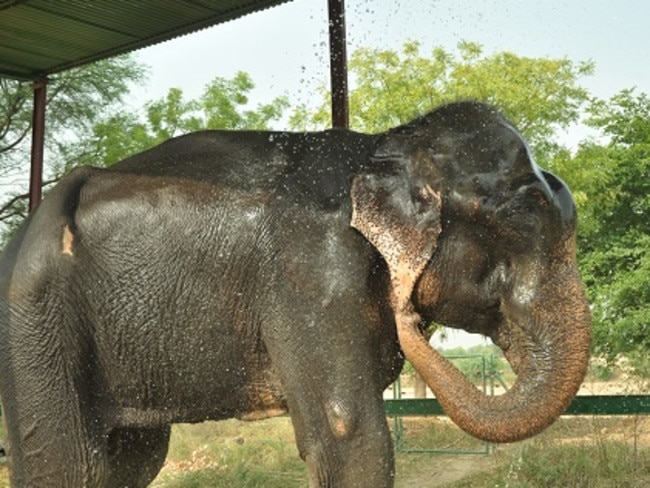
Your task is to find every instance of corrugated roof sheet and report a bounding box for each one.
[0,0,291,80]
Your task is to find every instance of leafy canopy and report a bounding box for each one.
[81,71,288,169]
[291,40,593,164]
[555,90,650,367]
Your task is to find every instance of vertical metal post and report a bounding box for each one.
[29,76,47,212]
[327,0,349,129]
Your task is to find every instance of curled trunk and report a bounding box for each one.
[398,264,591,443]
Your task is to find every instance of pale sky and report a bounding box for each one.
[128,0,649,117]
[127,0,649,349]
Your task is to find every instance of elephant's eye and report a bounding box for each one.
[520,185,551,211]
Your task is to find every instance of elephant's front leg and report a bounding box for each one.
[295,391,394,488]
[263,315,395,487]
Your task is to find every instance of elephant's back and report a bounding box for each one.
[111,130,296,189]
[109,129,378,209]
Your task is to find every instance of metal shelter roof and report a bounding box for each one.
[0,0,291,81]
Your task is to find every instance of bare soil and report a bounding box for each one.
[395,453,497,487]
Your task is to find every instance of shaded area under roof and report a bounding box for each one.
[0,0,291,81]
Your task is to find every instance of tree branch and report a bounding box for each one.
[0,208,27,223]
[0,126,31,154]
[0,178,59,217]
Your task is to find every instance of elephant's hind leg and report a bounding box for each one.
[0,374,109,486]
[106,425,171,488]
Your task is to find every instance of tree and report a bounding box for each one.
[0,55,147,236]
[0,55,146,175]
[77,71,289,169]
[290,40,593,164]
[553,89,650,370]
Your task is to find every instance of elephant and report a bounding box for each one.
[0,101,591,487]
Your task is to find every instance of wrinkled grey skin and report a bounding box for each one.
[0,101,590,487]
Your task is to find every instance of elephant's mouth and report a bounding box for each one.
[486,318,530,376]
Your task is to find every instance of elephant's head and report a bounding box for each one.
[351,101,591,443]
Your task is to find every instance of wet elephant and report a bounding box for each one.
[0,101,591,487]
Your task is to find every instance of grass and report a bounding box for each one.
[150,415,650,487]
[446,416,650,488]
[0,415,648,486]
[486,442,649,488]
[448,436,650,488]
[393,417,490,453]
[151,418,307,488]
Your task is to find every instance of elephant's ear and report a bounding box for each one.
[350,173,442,310]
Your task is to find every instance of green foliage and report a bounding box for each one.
[81,71,289,169]
[0,55,146,163]
[551,89,650,367]
[627,350,650,379]
[290,40,593,164]
[201,72,289,131]
[589,362,615,381]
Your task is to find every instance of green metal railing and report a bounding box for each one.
[385,354,650,454]
[389,354,498,454]
[385,395,650,417]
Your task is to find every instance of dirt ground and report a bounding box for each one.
[395,453,497,487]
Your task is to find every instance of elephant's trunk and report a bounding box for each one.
[398,259,591,443]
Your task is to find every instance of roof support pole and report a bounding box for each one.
[29,76,47,212]
[327,0,349,129]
